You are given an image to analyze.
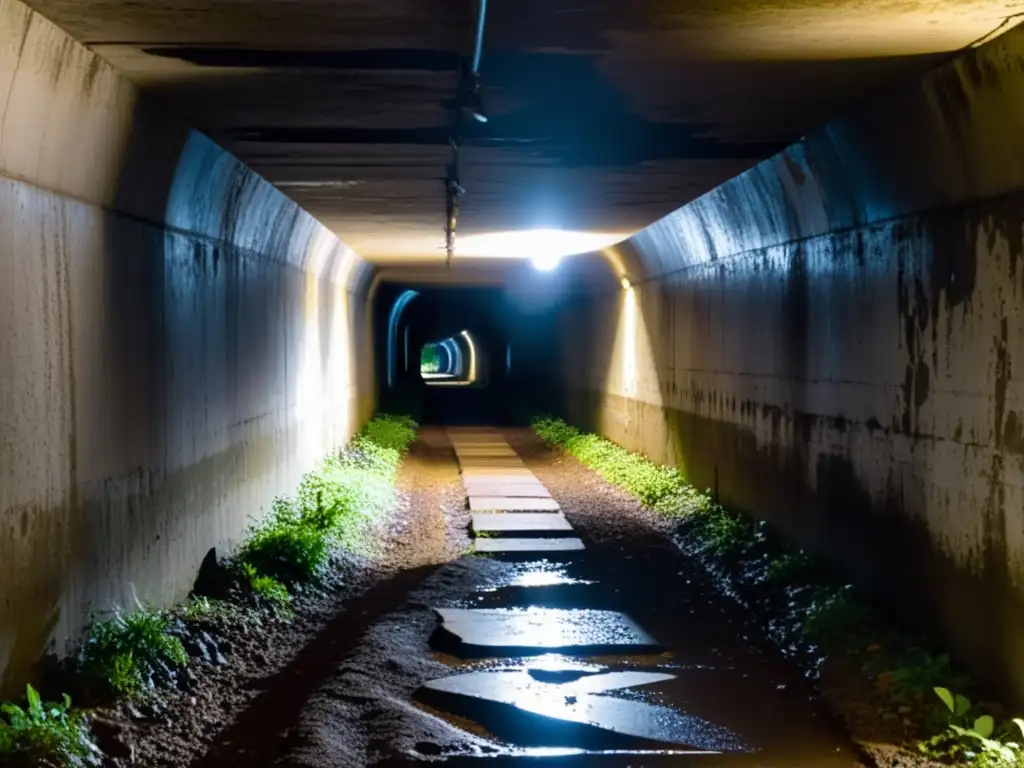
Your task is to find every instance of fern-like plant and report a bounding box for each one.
[79,608,188,699]
[0,685,99,766]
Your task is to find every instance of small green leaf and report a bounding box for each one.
[934,687,955,712]
[972,715,995,739]
[955,693,972,717]
[25,684,42,717]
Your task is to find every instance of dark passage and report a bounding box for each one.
[4,1,1024,767]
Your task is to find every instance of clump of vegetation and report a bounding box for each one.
[0,685,99,767]
[691,502,754,556]
[534,417,694,507]
[876,649,968,710]
[801,585,878,652]
[235,413,416,589]
[236,562,292,617]
[765,550,813,582]
[918,688,1024,766]
[78,607,188,699]
[178,595,234,623]
[357,413,417,456]
[237,496,333,584]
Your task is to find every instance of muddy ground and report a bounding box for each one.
[94,427,936,767]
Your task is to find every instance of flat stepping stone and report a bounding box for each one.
[474,537,585,555]
[462,483,552,498]
[432,607,661,656]
[461,468,535,478]
[416,669,742,751]
[459,457,526,466]
[472,512,572,535]
[469,497,561,512]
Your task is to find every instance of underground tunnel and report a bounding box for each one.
[2,0,1024,765]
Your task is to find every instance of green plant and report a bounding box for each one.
[420,344,442,374]
[801,585,877,651]
[79,607,188,699]
[918,689,1024,766]
[765,550,813,582]
[877,650,966,708]
[238,562,292,616]
[179,596,233,624]
[238,497,331,584]
[0,685,99,766]
[359,413,417,455]
[236,413,415,584]
[181,596,213,621]
[693,503,753,556]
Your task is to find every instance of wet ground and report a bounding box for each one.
[269,428,868,768]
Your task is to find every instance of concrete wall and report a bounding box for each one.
[552,25,1024,701]
[0,0,375,693]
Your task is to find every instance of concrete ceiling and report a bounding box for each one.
[23,0,1024,263]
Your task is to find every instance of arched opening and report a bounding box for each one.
[387,289,419,389]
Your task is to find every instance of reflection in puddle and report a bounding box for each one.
[418,668,747,751]
[511,570,594,588]
[512,747,720,757]
[473,562,594,593]
[434,607,663,656]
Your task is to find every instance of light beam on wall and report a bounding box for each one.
[388,290,418,388]
[461,330,478,383]
[621,286,638,397]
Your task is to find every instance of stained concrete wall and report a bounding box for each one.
[551,25,1024,701]
[0,0,374,693]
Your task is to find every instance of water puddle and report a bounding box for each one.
[430,607,664,658]
[467,562,593,593]
[415,666,746,752]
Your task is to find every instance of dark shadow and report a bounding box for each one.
[192,564,441,768]
[142,47,462,71]
[374,283,527,426]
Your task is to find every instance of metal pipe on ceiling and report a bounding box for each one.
[443,0,489,267]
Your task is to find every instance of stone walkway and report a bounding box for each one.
[407,429,863,763]
[450,428,585,554]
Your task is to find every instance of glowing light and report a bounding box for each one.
[423,335,475,386]
[456,229,630,267]
[461,330,478,384]
[387,290,418,388]
[620,277,631,290]
[532,253,561,271]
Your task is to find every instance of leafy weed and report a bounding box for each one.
[78,607,188,699]
[0,685,99,767]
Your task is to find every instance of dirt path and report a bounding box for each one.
[270,428,869,767]
[113,427,894,767]
[190,428,469,768]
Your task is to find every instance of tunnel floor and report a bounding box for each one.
[119,429,870,767]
